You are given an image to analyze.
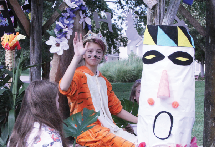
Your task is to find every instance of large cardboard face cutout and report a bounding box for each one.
[137,25,195,147]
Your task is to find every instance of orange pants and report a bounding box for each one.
[77,125,135,147]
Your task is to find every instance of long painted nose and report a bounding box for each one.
[157,70,170,99]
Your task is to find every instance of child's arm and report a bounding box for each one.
[116,109,138,124]
[60,32,88,91]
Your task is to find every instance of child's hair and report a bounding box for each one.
[129,79,141,102]
[83,38,106,54]
[9,80,67,147]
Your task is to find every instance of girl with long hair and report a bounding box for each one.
[8,80,67,147]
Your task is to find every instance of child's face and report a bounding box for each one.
[83,42,103,67]
[134,84,141,104]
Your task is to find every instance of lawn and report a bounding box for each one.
[112,81,204,146]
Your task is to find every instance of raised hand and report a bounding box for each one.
[73,32,88,57]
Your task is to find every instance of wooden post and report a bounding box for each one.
[7,0,30,38]
[204,0,215,146]
[30,0,43,81]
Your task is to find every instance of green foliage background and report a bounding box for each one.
[99,53,142,83]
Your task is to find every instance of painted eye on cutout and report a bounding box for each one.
[168,51,193,66]
[142,50,165,64]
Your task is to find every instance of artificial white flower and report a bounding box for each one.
[64,0,78,8]
[46,36,69,55]
[79,11,91,29]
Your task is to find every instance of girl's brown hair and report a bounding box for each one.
[9,80,67,147]
[129,79,141,102]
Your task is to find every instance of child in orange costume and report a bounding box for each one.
[59,31,138,147]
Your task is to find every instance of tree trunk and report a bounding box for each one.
[162,0,181,25]
[201,58,204,78]
[203,0,215,146]
[30,0,43,81]
[42,44,51,80]
[42,61,50,80]
[52,11,86,119]
[147,8,153,25]
[154,0,165,25]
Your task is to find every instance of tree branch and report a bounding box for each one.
[42,2,68,35]
[178,4,206,37]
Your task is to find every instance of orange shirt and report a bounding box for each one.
[59,66,122,126]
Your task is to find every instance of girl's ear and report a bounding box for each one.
[83,54,85,59]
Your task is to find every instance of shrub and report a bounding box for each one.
[99,53,143,82]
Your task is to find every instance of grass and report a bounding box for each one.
[192,81,205,146]
[112,81,204,146]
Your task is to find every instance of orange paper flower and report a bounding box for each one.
[1,32,25,50]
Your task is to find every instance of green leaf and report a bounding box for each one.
[63,108,100,138]
[112,115,128,128]
[2,69,13,78]
[131,101,138,116]
[121,99,138,116]
[1,123,9,145]
[22,64,38,71]
[112,98,138,128]
[0,115,6,123]
[0,137,5,146]
[8,109,15,136]
[0,89,6,95]
[1,75,12,86]
[18,83,29,97]
[46,30,56,37]
[121,99,133,113]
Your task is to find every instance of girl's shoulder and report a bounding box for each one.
[26,122,63,147]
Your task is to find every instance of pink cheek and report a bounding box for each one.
[147,98,155,105]
[172,101,179,108]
